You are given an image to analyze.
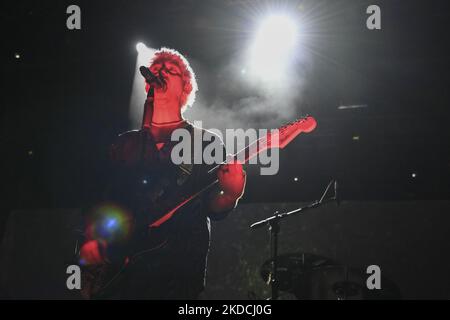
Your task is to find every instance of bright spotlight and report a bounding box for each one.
[258,15,298,48]
[136,42,146,53]
[135,42,155,66]
[247,14,300,82]
[129,44,157,128]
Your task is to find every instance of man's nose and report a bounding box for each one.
[159,68,169,77]
[157,71,168,90]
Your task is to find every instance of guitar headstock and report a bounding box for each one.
[265,116,317,149]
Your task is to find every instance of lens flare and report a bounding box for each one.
[86,203,133,243]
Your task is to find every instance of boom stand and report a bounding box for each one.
[250,179,338,300]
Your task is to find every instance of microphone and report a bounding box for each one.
[139,66,162,87]
[334,180,340,206]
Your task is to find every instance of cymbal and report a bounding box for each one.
[260,253,335,293]
[295,265,402,300]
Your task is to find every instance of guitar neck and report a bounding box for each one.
[207,134,272,174]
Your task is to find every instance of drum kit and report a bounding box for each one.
[252,180,401,300]
[259,252,401,300]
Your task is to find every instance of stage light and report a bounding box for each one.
[136,42,146,53]
[247,14,299,81]
[129,44,157,128]
[412,173,417,178]
[15,53,20,59]
[135,42,155,66]
[294,177,299,182]
[259,15,298,48]
[338,104,368,110]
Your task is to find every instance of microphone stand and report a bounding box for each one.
[141,87,154,129]
[250,179,338,300]
[139,86,155,166]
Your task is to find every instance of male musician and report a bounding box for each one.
[79,48,246,299]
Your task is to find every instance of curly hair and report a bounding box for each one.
[145,47,198,112]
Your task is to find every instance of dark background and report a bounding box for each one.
[1,0,449,299]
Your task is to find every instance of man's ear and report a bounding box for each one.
[180,82,192,107]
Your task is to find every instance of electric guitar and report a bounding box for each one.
[149,115,317,227]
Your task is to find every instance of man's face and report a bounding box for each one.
[149,61,184,108]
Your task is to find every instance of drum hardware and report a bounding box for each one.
[250,179,338,300]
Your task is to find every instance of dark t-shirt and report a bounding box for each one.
[95,122,228,299]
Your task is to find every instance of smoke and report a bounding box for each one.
[184,54,311,132]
